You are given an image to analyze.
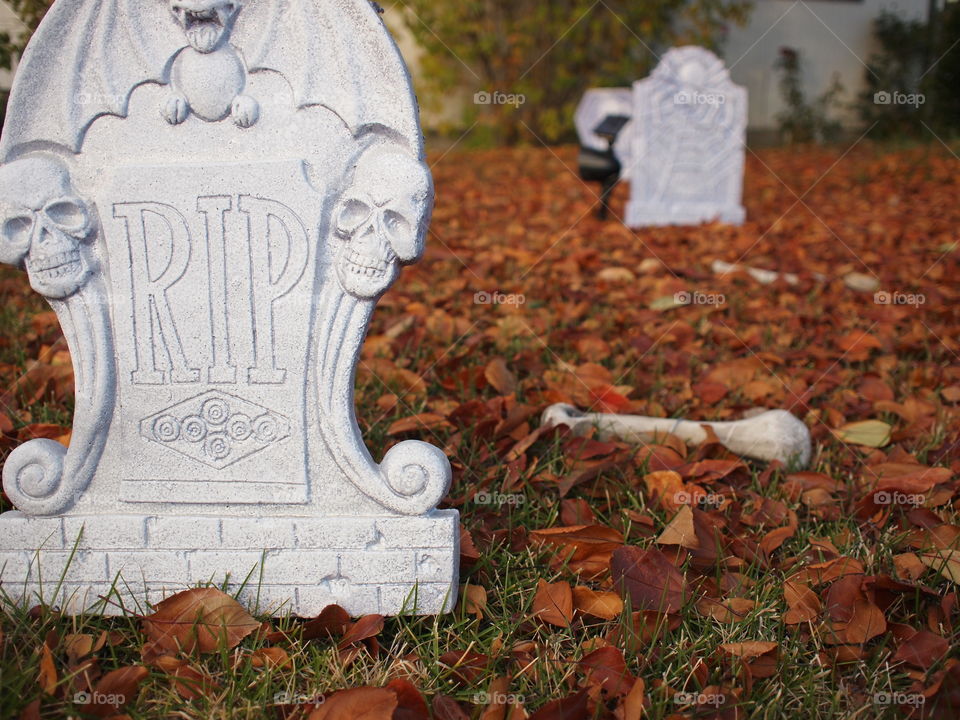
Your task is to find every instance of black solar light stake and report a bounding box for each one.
[578,114,630,220]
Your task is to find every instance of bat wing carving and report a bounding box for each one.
[0,0,181,160]
[233,0,422,152]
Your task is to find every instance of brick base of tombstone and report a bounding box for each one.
[0,510,459,617]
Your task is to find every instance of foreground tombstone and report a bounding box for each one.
[625,47,747,227]
[0,0,458,617]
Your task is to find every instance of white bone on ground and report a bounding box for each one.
[541,404,812,468]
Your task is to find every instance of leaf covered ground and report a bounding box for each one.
[1,142,959,719]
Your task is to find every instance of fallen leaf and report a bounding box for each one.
[533,580,574,627]
[338,615,385,649]
[463,584,489,619]
[86,666,148,717]
[572,586,623,620]
[387,678,430,720]
[142,588,260,654]
[656,505,699,548]
[836,420,892,448]
[892,630,949,669]
[485,358,518,395]
[308,687,397,720]
[918,549,960,583]
[611,546,688,614]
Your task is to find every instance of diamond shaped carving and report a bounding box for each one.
[140,391,291,469]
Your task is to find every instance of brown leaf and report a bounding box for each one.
[387,678,430,720]
[571,586,623,620]
[533,580,574,627]
[656,505,699,549]
[86,666,148,717]
[151,656,218,700]
[387,413,451,436]
[918,550,960,583]
[301,604,352,642]
[528,689,590,720]
[611,546,688,614]
[844,600,887,644]
[308,687,397,720]
[250,647,291,669]
[338,614,385,649]
[485,358,518,395]
[479,676,511,720]
[892,630,949,669]
[439,649,489,685]
[38,642,58,695]
[432,694,470,720]
[720,641,778,658]
[618,678,646,720]
[142,587,260,654]
[579,647,635,696]
[463,584,489,620]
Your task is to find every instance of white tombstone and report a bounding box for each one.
[574,87,634,175]
[0,0,458,617]
[625,47,747,227]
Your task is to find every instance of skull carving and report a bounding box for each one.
[0,157,94,299]
[333,149,432,299]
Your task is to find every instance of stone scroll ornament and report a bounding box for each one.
[0,0,459,617]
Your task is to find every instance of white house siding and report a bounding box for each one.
[723,0,930,131]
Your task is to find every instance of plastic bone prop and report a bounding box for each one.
[542,404,812,468]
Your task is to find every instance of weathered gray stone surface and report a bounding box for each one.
[0,0,457,616]
[625,46,747,227]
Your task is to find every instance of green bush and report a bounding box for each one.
[858,6,960,139]
[400,0,753,145]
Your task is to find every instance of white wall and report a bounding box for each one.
[723,0,929,130]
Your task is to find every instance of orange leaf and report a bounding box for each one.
[485,358,518,395]
[338,614,385,649]
[533,580,574,627]
[142,588,260,654]
[86,666,148,717]
[656,505,699,549]
[387,413,451,436]
[38,643,57,694]
[308,687,398,720]
[571,586,623,620]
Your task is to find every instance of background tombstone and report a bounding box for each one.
[0,0,458,617]
[574,87,635,177]
[625,47,747,227]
